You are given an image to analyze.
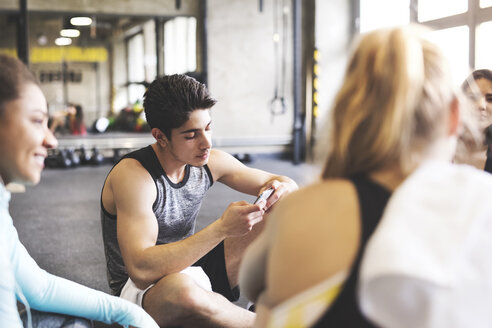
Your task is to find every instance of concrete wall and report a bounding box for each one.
[207,0,293,148]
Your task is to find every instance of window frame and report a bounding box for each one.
[353,0,492,69]
[125,30,146,105]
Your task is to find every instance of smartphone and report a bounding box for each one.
[254,188,274,205]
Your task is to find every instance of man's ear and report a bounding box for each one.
[448,97,461,136]
[152,128,169,147]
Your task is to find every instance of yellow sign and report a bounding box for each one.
[0,47,108,63]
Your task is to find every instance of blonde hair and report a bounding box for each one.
[322,24,458,179]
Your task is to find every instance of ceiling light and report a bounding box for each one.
[70,17,92,26]
[60,28,80,38]
[55,37,72,46]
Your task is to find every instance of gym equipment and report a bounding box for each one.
[233,153,252,163]
[113,148,122,163]
[92,117,109,133]
[44,150,60,168]
[66,148,80,166]
[91,147,104,165]
[58,149,72,168]
[79,146,91,164]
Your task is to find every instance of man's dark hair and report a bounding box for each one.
[0,54,38,116]
[143,74,217,139]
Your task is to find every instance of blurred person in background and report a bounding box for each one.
[456,69,492,171]
[49,103,87,136]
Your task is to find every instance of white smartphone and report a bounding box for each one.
[254,188,274,205]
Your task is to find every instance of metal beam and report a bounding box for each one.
[17,0,29,65]
[155,17,164,76]
[292,0,304,164]
[200,0,209,85]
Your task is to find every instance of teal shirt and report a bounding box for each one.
[0,184,158,328]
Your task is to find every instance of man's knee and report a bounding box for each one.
[144,273,219,321]
[176,277,218,314]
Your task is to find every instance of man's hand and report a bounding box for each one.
[258,179,297,211]
[218,201,266,237]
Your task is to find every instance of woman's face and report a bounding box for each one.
[0,83,57,185]
[467,77,492,128]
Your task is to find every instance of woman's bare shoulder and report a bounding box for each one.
[274,179,358,222]
[265,179,361,304]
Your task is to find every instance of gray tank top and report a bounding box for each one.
[100,145,214,295]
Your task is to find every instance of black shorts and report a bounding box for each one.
[192,241,240,302]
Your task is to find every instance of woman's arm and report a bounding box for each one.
[239,211,278,303]
[7,217,157,327]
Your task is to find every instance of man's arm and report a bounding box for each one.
[109,159,265,290]
[207,149,298,209]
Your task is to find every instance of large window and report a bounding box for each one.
[476,21,492,69]
[358,0,492,84]
[427,26,470,83]
[127,33,146,105]
[418,0,467,22]
[164,17,197,75]
[359,0,409,33]
[482,0,492,8]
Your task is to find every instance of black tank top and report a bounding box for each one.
[312,176,391,327]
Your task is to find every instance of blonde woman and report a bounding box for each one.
[239,24,483,327]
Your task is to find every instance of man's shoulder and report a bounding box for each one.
[113,156,145,172]
[206,149,238,178]
[208,149,237,166]
[109,157,153,184]
[209,148,228,160]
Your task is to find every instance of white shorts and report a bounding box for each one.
[120,266,213,307]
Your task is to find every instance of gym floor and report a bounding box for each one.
[9,152,318,326]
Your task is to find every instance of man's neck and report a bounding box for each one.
[151,143,187,183]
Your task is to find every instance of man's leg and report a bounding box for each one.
[142,272,255,328]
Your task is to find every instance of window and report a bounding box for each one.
[164,17,197,74]
[481,0,492,8]
[418,0,467,22]
[359,0,410,33]
[428,26,469,84]
[357,0,492,85]
[476,21,492,69]
[127,33,146,104]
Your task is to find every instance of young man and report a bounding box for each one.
[101,74,298,327]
